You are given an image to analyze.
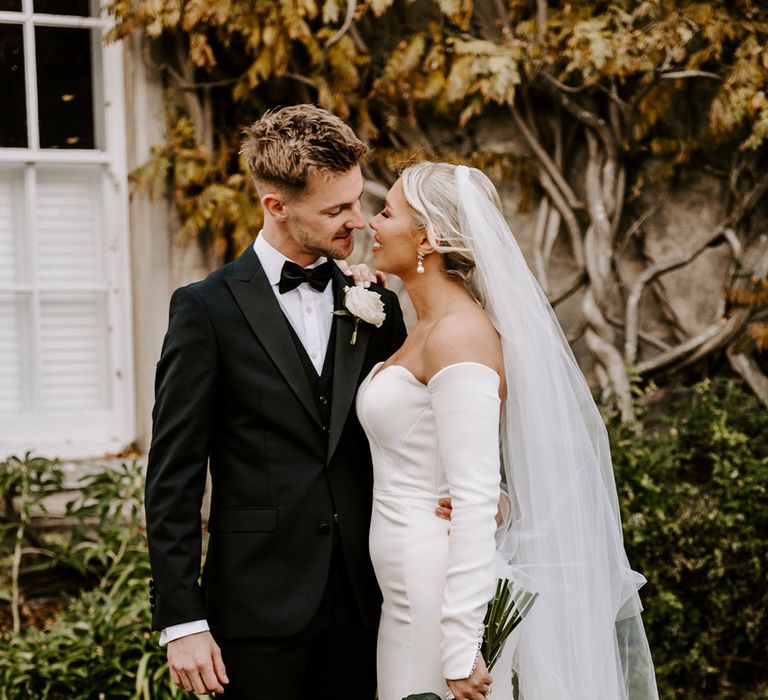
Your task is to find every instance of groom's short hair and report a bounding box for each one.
[241,104,368,195]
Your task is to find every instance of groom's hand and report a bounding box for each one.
[436,497,453,521]
[436,497,506,527]
[167,631,228,695]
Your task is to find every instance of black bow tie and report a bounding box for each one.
[278,259,334,294]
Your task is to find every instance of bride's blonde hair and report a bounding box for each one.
[399,162,503,302]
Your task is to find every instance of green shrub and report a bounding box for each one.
[0,460,183,699]
[609,379,768,699]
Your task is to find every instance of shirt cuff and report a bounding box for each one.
[159,619,210,646]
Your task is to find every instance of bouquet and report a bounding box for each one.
[403,578,538,700]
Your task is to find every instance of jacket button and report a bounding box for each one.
[318,395,328,404]
[317,522,331,534]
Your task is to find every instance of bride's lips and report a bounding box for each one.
[372,237,382,252]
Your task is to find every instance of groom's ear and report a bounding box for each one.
[262,193,288,222]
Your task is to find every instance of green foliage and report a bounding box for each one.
[0,461,183,699]
[0,455,65,632]
[2,380,767,697]
[608,378,768,699]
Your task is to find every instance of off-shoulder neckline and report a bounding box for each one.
[370,360,500,387]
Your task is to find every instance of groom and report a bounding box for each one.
[145,104,407,699]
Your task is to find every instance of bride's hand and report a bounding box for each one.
[447,654,492,699]
[335,259,386,287]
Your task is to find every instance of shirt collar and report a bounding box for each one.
[253,233,329,288]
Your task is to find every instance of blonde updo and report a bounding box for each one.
[399,162,503,302]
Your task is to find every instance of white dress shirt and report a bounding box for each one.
[159,234,336,646]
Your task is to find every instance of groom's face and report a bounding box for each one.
[283,165,366,260]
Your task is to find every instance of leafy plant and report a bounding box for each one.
[0,454,64,633]
[609,378,768,698]
[0,460,191,699]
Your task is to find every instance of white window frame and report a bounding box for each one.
[0,0,135,459]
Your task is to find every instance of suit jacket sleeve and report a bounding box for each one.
[146,285,218,630]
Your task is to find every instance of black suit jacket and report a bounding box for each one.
[145,245,407,638]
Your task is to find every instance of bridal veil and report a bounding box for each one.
[402,162,659,700]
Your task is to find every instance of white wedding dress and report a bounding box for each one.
[356,361,503,700]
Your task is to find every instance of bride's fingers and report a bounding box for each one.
[335,259,352,276]
[347,262,377,286]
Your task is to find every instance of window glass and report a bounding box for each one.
[0,0,22,10]
[33,0,93,16]
[35,26,96,149]
[0,24,28,147]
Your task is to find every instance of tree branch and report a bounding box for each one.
[538,71,618,164]
[585,329,635,423]
[625,227,734,363]
[550,271,587,306]
[659,70,723,81]
[532,197,551,292]
[536,0,547,43]
[325,0,357,49]
[539,171,585,267]
[727,347,768,409]
[510,106,583,211]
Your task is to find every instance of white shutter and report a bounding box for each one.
[0,168,27,416]
[0,170,24,285]
[36,168,102,285]
[38,293,110,412]
[0,295,25,415]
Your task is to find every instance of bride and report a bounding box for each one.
[355,162,658,700]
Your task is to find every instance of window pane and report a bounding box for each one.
[0,0,22,10]
[0,167,27,284]
[39,293,111,412]
[33,0,93,16]
[36,26,95,149]
[36,167,102,284]
[0,23,28,148]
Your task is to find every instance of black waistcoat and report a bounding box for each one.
[283,316,337,432]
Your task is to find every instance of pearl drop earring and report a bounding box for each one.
[416,251,425,274]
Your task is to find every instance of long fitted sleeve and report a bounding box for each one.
[427,362,502,680]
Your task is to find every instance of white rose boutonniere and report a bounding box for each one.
[334,284,386,345]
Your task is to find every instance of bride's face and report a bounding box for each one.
[369,179,423,276]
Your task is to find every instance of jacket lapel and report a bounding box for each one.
[225,246,323,428]
[327,269,371,462]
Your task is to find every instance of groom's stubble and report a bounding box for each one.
[262,163,366,265]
